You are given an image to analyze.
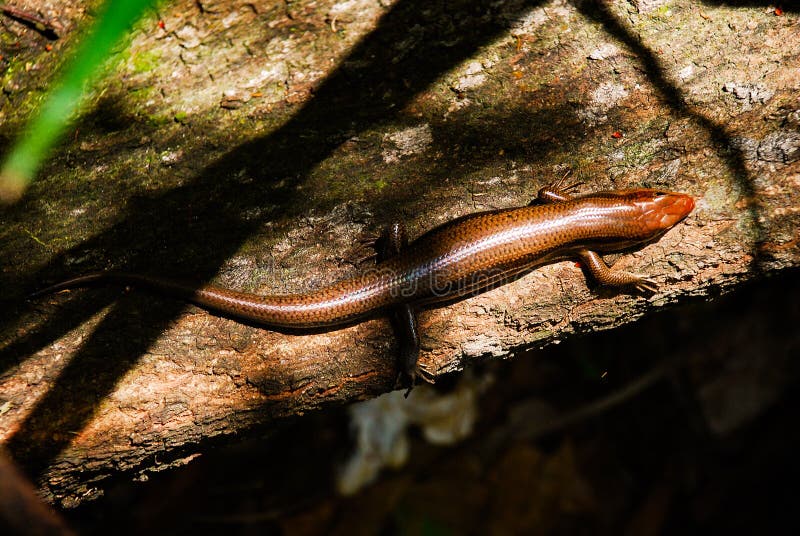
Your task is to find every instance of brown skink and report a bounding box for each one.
[31,182,694,384]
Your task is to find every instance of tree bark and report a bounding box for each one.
[1,0,798,507]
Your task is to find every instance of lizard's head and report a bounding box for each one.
[589,189,694,249]
[628,189,695,236]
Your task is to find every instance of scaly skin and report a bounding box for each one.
[31,189,694,329]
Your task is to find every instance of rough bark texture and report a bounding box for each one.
[0,0,798,507]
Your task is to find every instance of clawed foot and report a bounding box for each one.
[356,235,378,248]
[353,252,378,265]
[631,275,658,293]
[532,169,584,204]
[394,368,418,398]
[344,234,381,266]
[576,250,659,295]
[547,168,584,197]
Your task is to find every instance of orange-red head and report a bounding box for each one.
[628,189,695,234]
[579,189,695,251]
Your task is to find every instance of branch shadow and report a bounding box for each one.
[0,0,774,485]
[2,0,550,478]
[575,0,764,252]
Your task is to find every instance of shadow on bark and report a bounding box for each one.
[576,0,762,242]
[2,0,551,479]
[1,0,765,484]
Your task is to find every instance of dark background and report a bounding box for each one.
[63,270,800,535]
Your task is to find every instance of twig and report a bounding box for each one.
[0,4,59,39]
[514,363,670,440]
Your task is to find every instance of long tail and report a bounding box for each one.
[28,272,197,301]
[28,271,390,328]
